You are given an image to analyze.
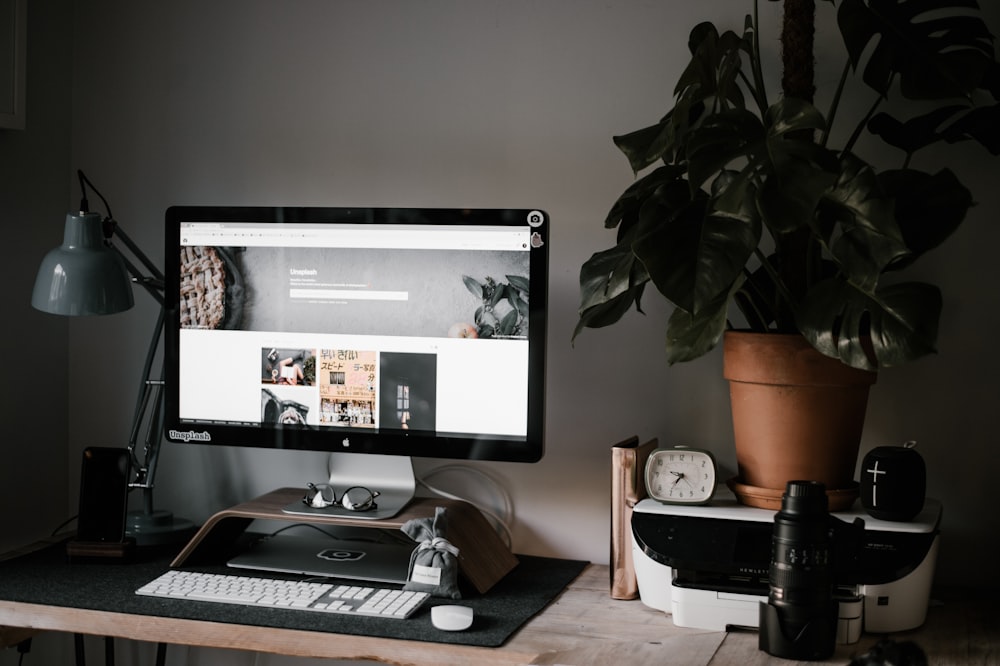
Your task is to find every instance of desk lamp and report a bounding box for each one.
[32,170,194,546]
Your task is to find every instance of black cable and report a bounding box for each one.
[15,637,31,666]
[269,522,403,544]
[50,514,78,537]
[77,170,114,220]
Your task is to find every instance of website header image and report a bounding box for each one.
[179,243,532,339]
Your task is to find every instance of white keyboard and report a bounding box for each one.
[136,569,430,619]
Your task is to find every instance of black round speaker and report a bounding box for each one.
[859,442,926,521]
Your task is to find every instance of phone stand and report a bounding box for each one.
[66,538,136,562]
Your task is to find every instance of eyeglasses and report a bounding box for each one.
[302,482,380,512]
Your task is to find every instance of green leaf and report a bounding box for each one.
[675,23,749,113]
[509,293,528,317]
[759,165,840,236]
[748,100,835,235]
[489,283,505,308]
[663,287,733,364]
[577,230,648,314]
[689,99,834,227]
[629,184,702,312]
[574,222,652,342]
[499,309,519,336]
[686,108,765,192]
[604,165,685,231]
[837,0,996,100]
[613,122,674,175]
[506,274,530,295]
[462,275,483,299]
[573,284,646,342]
[797,277,941,370]
[632,176,759,315]
[878,168,972,266]
[814,153,908,290]
[939,102,1000,155]
[764,97,828,138]
[611,21,751,177]
[868,105,969,156]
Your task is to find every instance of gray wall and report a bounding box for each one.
[4,1,999,664]
[0,0,73,553]
[0,2,73,661]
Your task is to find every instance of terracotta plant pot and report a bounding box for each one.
[722,331,876,510]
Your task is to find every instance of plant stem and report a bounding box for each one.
[776,0,819,331]
[781,0,816,105]
[737,267,773,330]
[752,248,796,309]
[749,0,769,115]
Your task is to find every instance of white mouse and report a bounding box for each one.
[431,604,474,631]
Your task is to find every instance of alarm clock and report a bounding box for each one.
[645,446,718,505]
[860,441,926,521]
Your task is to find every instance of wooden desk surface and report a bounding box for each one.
[0,540,995,665]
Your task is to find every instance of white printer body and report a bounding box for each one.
[631,488,940,637]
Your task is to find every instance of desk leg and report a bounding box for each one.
[74,633,84,666]
[71,634,117,666]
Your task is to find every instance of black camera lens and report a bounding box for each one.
[770,481,831,605]
[759,480,839,660]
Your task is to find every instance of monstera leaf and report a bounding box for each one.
[576,1,998,371]
[798,278,941,370]
[837,0,996,100]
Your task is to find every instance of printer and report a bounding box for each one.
[631,487,940,638]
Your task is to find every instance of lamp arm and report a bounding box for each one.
[112,243,164,307]
[127,307,165,495]
[107,219,165,285]
[109,225,166,487]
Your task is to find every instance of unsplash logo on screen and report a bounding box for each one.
[168,429,212,443]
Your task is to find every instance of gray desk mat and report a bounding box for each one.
[0,539,588,648]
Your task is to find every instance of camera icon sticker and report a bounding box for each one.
[527,210,545,227]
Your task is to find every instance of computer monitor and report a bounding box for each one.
[163,206,548,519]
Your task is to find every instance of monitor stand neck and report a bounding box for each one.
[283,452,416,520]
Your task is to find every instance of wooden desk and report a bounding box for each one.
[0,539,994,666]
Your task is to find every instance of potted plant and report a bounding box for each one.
[574,0,1000,507]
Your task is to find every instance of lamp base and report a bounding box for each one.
[126,509,197,548]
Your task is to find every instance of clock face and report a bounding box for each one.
[646,447,717,505]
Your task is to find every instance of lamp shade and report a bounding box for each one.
[31,212,134,316]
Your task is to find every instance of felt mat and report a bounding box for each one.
[0,539,588,648]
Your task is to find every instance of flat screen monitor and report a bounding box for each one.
[163,206,548,518]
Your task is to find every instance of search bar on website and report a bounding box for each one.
[289,289,409,301]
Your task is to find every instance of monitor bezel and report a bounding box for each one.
[162,205,547,463]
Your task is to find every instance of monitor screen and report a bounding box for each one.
[163,207,548,482]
